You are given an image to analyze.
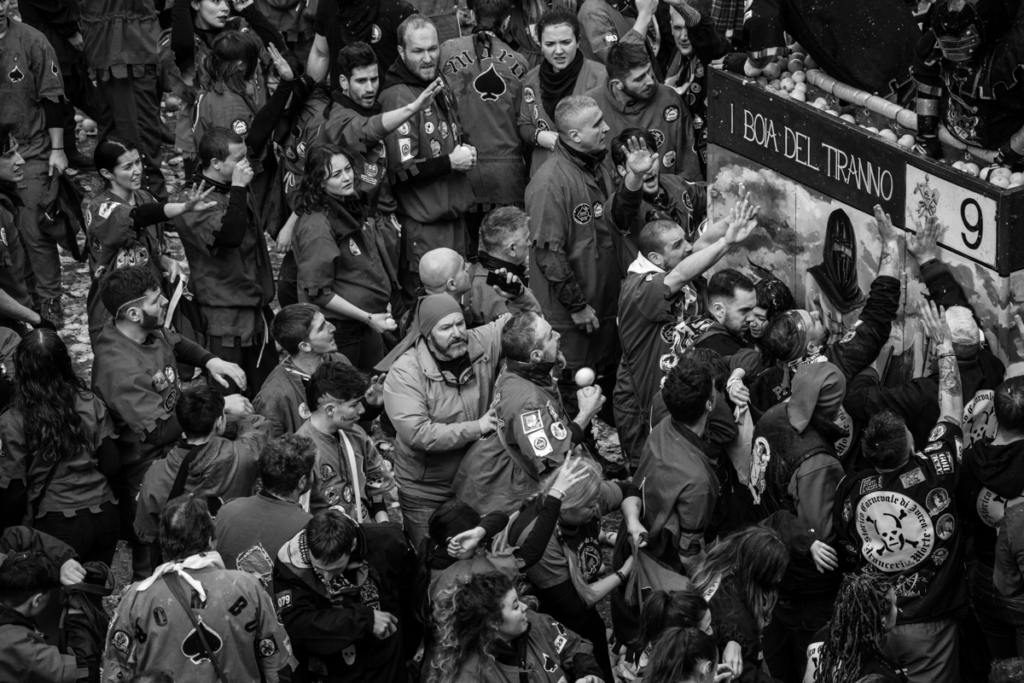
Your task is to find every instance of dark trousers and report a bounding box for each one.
[277,251,298,308]
[94,65,167,200]
[209,332,280,399]
[762,590,836,682]
[972,561,1024,659]
[536,592,614,683]
[334,323,385,372]
[34,500,120,567]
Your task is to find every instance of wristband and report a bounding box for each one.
[549,487,565,498]
[937,351,956,359]
[51,147,64,150]
[615,570,627,584]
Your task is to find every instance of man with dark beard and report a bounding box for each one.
[380,15,477,304]
[90,266,249,574]
[307,0,416,88]
[587,41,702,181]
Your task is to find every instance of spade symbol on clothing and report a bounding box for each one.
[181,617,225,664]
[8,66,24,83]
[474,64,506,102]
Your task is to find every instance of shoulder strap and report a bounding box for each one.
[162,574,230,683]
[167,443,209,503]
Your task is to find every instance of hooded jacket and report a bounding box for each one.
[958,437,1024,567]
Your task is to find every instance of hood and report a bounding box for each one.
[968,439,1024,497]
[278,526,369,598]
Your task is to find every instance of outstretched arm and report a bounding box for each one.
[920,300,963,424]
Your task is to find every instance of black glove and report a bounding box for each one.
[914,136,943,159]
[996,144,1024,170]
[723,53,748,74]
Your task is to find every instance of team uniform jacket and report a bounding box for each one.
[102,552,292,683]
[440,34,529,208]
[379,64,472,262]
[134,414,270,545]
[253,353,353,438]
[587,80,702,181]
[91,324,213,467]
[957,436,1024,570]
[834,420,968,624]
[519,58,607,176]
[214,492,312,587]
[0,604,86,683]
[466,259,543,327]
[174,177,276,347]
[0,392,117,523]
[382,316,507,505]
[295,419,396,521]
[452,609,601,683]
[454,362,578,515]
[526,143,621,370]
[318,91,393,212]
[283,87,331,211]
[274,525,417,683]
[193,85,267,174]
[0,20,64,161]
[81,0,160,77]
[83,188,167,337]
[577,0,648,64]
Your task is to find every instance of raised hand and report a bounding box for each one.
[411,78,443,112]
[907,215,941,263]
[550,455,591,496]
[919,299,950,346]
[267,44,294,82]
[622,136,659,177]
[183,181,217,213]
[724,192,759,245]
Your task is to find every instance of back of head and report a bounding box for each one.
[419,248,465,290]
[432,570,517,683]
[474,0,513,27]
[0,551,57,608]
[209,30,261,87]
[501,311,543,362]
[606,41,650,82]
[397,14,436,50]
[643,627,718,683]
[762,311,806,364]
[99,264,161,317]
[996,376,1024,434]
[707,268,755,304]
[480,206,529,255]
[337,41,377,80]
[198,126,244,169]
[612,127,658,169]
[306,361,368,411]
[175,385,225,439]
[306,508,358,564]
[861,409,910,470]
[755,278,796,320]
[990,658,1024,683]
[691,526,787,625]
[259,434,316,497]
[636,589,709,650]
[272,303,321,356]
[535,6,580,42]
[945,305,980,358]
[819,572,893,682]
[159,495,215,562]
[662,354,715,424]
[685,347,729,393]
[637,219,681,261]
[554,95,598,135]
[428,500,482,548]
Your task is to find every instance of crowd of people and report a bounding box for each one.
[0,0,1023,682]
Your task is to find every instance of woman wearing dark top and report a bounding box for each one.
[508,456,638,683]
[0,331,123,565]
[644,626,735,683]
[690,525,788,683]
[805,572,905,683]
[292,145,398,369]
[632,589,715,678]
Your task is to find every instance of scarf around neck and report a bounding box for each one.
[137,551,225,602]
[540,50,584,119]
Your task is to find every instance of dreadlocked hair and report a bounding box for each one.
[429,571,536,683]
[816,572,894,683]
[13,329,93,464]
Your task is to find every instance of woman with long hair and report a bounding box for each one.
[632,589,714,675]
[806,573,903,683]
[690,525,789,682]
[84,137,215,340]
[507,456,637,683]
[518,7,607,176]
[0,330,121,564]
[291,144,397,369]
[430,571,604,683]
[644,626,734,683]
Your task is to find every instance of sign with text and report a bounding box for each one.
[905,167,998,268]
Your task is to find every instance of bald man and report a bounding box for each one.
[525,95,620,435]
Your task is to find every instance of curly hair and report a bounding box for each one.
[430,572,530,683]
[13,329,93,465]
[816,572,894,683]
[296,144,356,216]
[690,526,788,631]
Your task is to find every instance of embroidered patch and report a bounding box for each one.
[320,464,337,480]
[929,450,954,476]
[153,606,168,626]
[228,596,248,616]
[299,402,311,419]
[370,24,382,42]
[309,656,329,675]
[932,547,949,566]
[927,488,951,517]
[664,105,679,122]
[593,202,603,218]
[349,238,361,256]
[604,33,618,43]
[258,636,279,658]
[936,513,955,540]
[8,66,23,83]
[650,128,665,148]
[342,485,354,503]
[51,61,60,76]
[573,202,593,224]
[151,371,169,392]
[440,121,450,138]
[111,630,132,654]
[543,653,558,672]
[181,619,224,664]
[325,486,341,504]
[554,634,568,652]
[398,122,411,135]
[399,138,413,162]
[536,118,549,131]
[232,119,249,136]
[859,475,883,495]
[551,421,568,440]
[531,433,553,457]
[899,467,925,489]
[545,401,559,421]
[662,150,677,167]
[429,139,442,157]
[521,409,544,433]
[929,424,946,442]
[343,644,357,665]
[855,491,934,571]
[424,106,433,117]
[425,122,435,134]
[99,201,120,219]
[924,441,944,453]
[524,86,535,103]
[296,141,307,157]
[276,590,292,609]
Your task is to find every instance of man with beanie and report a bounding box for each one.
[745,205,902,420]
[452,311,606,515]
[90,266,248,575]
[380,293,507,546]
[957,375,1024,660]
[834,301,966,683]
[846,217,1004,449]
[748,362,847,681]
[379,14,476,305]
